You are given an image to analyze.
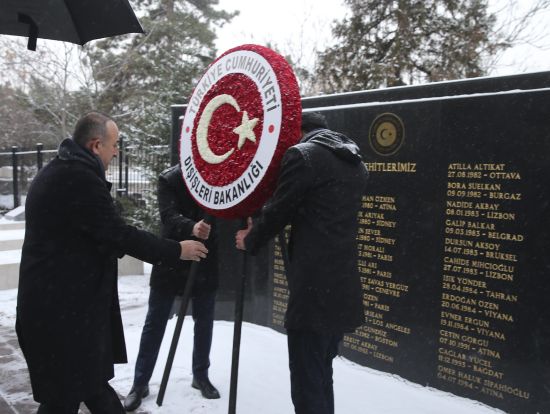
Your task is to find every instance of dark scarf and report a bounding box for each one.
[57,138,107,181]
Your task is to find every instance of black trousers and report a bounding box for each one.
[133,287,216,387]
[287,329,343,414]
[36,382,123,414]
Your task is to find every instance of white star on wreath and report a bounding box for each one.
[233,111,259,149]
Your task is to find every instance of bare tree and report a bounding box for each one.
[486,0,550,72]
[0,83,45,149]
[312,0,550,94]
[0,38,99,146]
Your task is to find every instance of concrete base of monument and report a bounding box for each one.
[118,255,144,276]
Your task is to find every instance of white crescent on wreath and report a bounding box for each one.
[180,44,301,219]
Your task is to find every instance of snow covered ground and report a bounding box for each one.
[0,270,505,413]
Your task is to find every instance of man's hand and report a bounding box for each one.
[192,219,211,240]
[235,217,253,250]
[180,240,208,261]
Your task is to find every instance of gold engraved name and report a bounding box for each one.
[474,202,499,211]
[448,182,502,191]
[458,371,483,384]
[445,238,473,247]
[444,219,497,230]
[360,244,385,253]
[475,241,500,251]
[440,330,490,348]
[448,163,506,171]
[373,195,394,203]
[482,380,530,400]
[362,212,385,219]
[362,326,388,337]
[447,200,473,208]
[470,260,514,273]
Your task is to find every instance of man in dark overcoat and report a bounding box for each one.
[123,164,220,411]
[16,112,207,414]
[236,112,368,414]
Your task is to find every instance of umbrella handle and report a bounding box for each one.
[18,13,38,51]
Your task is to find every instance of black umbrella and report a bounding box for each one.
[0,0,144,51]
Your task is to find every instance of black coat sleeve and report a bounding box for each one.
[70,170,182,267]
[158,174,196,240]
[245,147,312,254]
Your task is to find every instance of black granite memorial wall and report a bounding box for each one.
[171,71,550,413]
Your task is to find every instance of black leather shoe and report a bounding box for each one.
[123,384,149,412]
[192,377,220,399]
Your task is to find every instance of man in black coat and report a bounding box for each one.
[236,112,368,414]
[16,112,207,414]
[123,164,220,411]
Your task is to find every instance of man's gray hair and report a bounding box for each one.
[72,111,114,147]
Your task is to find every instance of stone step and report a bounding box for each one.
[0,251,143,291]
[0,221,25,231]
[0,221,143,290]
[0,229,24,251]
[0,250,21,290]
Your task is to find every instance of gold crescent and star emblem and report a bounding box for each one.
[196,94,259,165]
[369,113,405,156]
[376,121,397,147]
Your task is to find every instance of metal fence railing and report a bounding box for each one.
[0,140,170,213]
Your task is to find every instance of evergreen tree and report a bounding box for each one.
[89,0,235,148]
[87,0,235,230]
[315,0,506,93]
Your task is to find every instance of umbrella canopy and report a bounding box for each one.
[0,0,144,51]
